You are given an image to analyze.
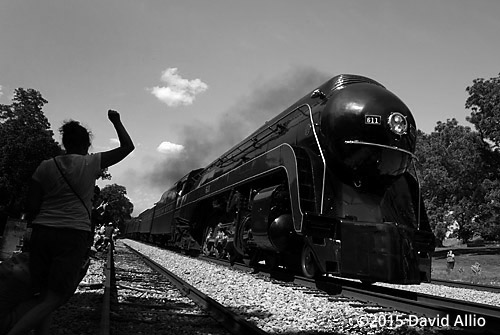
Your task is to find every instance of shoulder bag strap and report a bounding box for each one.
[53,157,91,220]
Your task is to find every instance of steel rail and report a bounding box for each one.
[125,245,269,335]
[431,278,500,293]
[316,277,500,334]
[99,240,115,335]
[201,255,500,334]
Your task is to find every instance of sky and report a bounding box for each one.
[1,0,499,216]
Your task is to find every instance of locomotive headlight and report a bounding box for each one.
[388,112,408,135]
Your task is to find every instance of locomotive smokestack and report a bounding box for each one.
[310,89,327,101]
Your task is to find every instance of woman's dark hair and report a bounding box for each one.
[59,120,92,152]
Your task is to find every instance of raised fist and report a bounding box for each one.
[108,109,121,123]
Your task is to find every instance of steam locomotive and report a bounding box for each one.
[124,74,435,284]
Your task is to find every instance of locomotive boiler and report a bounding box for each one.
[124,74,435,284]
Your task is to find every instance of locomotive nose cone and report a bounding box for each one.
[320,82,417,187]
[322,82,415,149]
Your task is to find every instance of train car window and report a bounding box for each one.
[199,169,215,186]
[177,186,184,197]
[181,181,191,195]
[213,167,224,179]
[167,190,177,200]
[159,187,177,203]
[185,168,203,190]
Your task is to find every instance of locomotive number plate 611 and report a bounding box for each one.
[365,115,381,125]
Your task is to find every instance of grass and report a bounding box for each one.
[431,246,500,286]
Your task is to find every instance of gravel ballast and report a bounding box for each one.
[122,239,496,335]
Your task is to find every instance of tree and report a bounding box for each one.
[476,178,500,241]
[94,184,133,232]
[466,73,500,149]
[465,73,500,241]
[416,74,500,244]
[0,88,62,216]
[415,120,490,243]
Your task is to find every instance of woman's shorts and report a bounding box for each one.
[29,225,91,298]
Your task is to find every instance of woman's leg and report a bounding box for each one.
[6,290,64,335]
[35,312,53,335]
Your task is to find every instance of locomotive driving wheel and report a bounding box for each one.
[202,226,214,256]
[301,244,319,278]
[234,212,252,256]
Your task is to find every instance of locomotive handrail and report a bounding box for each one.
[344,140,418,160]
[303,104,326,214]
[412,159,422,230]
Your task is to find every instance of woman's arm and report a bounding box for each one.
[100,110,135,169]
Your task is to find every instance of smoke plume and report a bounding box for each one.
[145,66,330,196]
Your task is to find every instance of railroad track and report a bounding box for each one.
[122,240,500,334]
[99,241,114,335]
[322,277,500,333]
[201,255,500,334]
[99,240,267,335]
[124,245,269,335]
[431,278,500,293]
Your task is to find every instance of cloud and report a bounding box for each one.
[0,85,3,98]
[150,68,208,107]
[157,141,184,155]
